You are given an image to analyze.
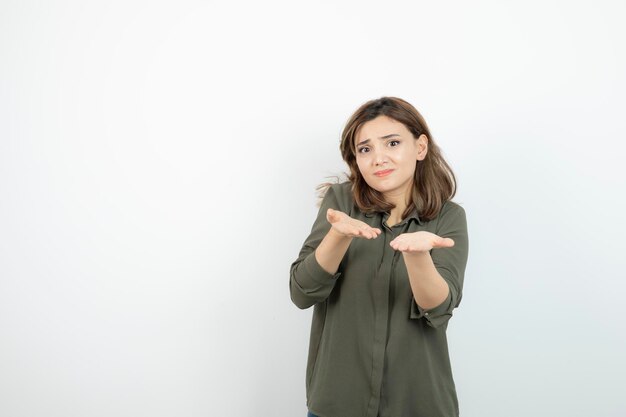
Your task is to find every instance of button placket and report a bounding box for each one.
[367,219,393,417]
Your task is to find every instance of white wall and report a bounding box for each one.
[1,1,625,416]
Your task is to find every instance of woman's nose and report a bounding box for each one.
[373,149,388,165]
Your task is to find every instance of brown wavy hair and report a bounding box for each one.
[317,96,457,222]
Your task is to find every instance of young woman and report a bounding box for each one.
[289,96,469,417]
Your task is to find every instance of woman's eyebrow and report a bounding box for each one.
[357,134,401,146]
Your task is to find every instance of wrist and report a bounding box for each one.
[328,227,353,241]
[402,250,431,258]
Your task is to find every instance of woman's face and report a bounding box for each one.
[354,115,428,202]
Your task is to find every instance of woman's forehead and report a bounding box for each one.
[355,117,407,143]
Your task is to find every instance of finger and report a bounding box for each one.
[360,226,376,239]
[434,237,454,247]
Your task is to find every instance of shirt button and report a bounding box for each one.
[424,312,429,316]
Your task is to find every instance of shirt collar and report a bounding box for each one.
[405,205,423,225]
[365,205,423,226]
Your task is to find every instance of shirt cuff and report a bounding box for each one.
[298,250,342,287]
[409,290,453,327]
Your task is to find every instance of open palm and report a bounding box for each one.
[389,231,455,252]
[327,208,381,239]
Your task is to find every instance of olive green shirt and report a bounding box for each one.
[289,181,469,417]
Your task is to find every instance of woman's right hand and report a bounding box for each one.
[326,208,382,239]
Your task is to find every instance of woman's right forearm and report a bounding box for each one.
[314,228,353,275]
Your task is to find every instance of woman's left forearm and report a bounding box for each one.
[402,251,449,310]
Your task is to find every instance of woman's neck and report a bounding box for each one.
[384,194,409,226]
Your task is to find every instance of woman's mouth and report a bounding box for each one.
[374,169,394,177]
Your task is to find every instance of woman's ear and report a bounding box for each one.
[416,134,428,160]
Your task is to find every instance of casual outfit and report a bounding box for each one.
[290,181,469,417]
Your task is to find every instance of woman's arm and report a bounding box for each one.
[289,185,380,309]
[389,202,468,328]
[289,186,347,309]
[403,251,450,310]
[315,206,382,274]
[314,227,354,275]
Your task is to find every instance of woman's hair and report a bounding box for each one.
[317,96,457,222]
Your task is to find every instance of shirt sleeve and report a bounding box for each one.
[289,185,344,309]
[409,203,469,329]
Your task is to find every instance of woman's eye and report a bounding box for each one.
[389,140,400,146]
[358,147,369,153]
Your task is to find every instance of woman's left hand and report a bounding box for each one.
[389,231,455,253]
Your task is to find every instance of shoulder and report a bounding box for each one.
[330,181,352,198]
[435,200,467,232]
[322,181,354,214]
[440,200,466,217]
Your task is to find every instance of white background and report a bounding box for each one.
[1,1,625,416]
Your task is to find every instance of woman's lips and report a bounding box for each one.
[374,169,394,177]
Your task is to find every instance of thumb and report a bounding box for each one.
[327,208,339,222]
[440,237,455,247]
